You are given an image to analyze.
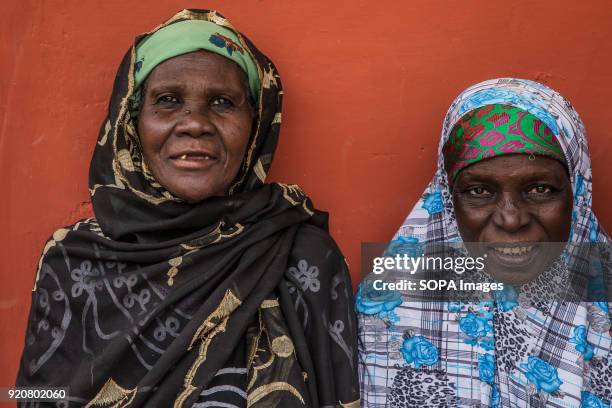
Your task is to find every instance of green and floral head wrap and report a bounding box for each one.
[130,19,260,115]
[443,104,566,182]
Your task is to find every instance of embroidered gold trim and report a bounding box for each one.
[84,378,136,408]
[189,289,242,350]
[117,149,135,172]
[206,10,234,28]
[272,112,282,124]
[33,228,70,291]
[98,120,111,146]
[260,299,279,309]
[277,183,314,215]
[262,65,278,89]
[271,335,294,358]
[213,223,245,243]
[247,382,305,406]
[253,159,267,183]
[174,289,242,407]
[247,309,264,372]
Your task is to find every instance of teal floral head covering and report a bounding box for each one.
[444,104,566,182]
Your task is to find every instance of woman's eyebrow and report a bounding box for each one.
[145,81,187,94]
[147,81,246,97]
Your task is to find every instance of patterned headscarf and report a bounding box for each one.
[444,104,566,182]
[357,78,611,407]
[134,20,260,99]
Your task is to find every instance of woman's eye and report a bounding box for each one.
[527,185,552,195]
[211,97,233,109]
[466,187,492,198]
[155,95,179,104]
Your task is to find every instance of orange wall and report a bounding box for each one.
[2,0,612,395]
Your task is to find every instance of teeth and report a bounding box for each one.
[180,154,187,160]
[493,246,533,255]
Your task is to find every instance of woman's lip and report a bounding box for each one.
[486,244,540,268]
[170,155,217,170]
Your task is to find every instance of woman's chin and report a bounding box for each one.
[486,266,542,285]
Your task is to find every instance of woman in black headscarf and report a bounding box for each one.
[16,9,359,408]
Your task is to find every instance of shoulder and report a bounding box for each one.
[36,218,102,263]
[288,224,350,288]
[34,218,102,288]
[291,224,344,264]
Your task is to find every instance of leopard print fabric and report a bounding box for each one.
[388,366,458,407]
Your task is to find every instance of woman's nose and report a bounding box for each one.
[175,107,215,138]
[491,193,530,234]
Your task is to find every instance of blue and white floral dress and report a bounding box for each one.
[357,78,612,408]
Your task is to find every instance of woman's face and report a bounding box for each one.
[452,154,573,284]
[137,51,254,203]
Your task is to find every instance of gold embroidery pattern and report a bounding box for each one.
[166,257,182,286]
[188,289,242,350]
[253,159,267,183]
[174,289,242,408]
[206,10,234,28]
[84,378,136,408]
[117,149,135,172]
[271,335,294,358]
[272,112,282,124]
[33,227,70,291]
[260,299,279,309]
[98,120,111,146]
[166,223,245,287]
[278,183,315,216]
[247,382,305,406]
[262,64,279,89]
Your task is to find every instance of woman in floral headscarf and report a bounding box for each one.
[357,78,611,407]
[16,9,359,408]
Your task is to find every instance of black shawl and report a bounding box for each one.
[16,9,359,408]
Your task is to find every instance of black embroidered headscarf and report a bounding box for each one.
[17,9,359,408]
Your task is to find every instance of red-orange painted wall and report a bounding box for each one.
[2,0,611,397]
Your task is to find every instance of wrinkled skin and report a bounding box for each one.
[138,50,254,203]
[452,154,572,284]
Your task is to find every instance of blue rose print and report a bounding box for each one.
[400,335,439,369]
[570,325,594,361]
[574,174,585,198]
[478,353,496,384]
[493,285,519,312]
[479,336,494,351]
[448,301,462,312]
[581,391,610,408]
[421,189,444,215]
[459,88,516,115]
[594,301,609,313]
[385,236,421,258]
[491,384,501,408]
[589,214,598,242]
[520,356,562,393]
[355,284,402,316]
[378,309,400,324]
[459,312,492,342]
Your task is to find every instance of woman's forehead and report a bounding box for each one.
[456,155,569,183]
[144,51,249,92]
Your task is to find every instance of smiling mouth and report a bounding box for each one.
[492,246,534,256]
[486,244,539,268]
[170,152,218,170]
